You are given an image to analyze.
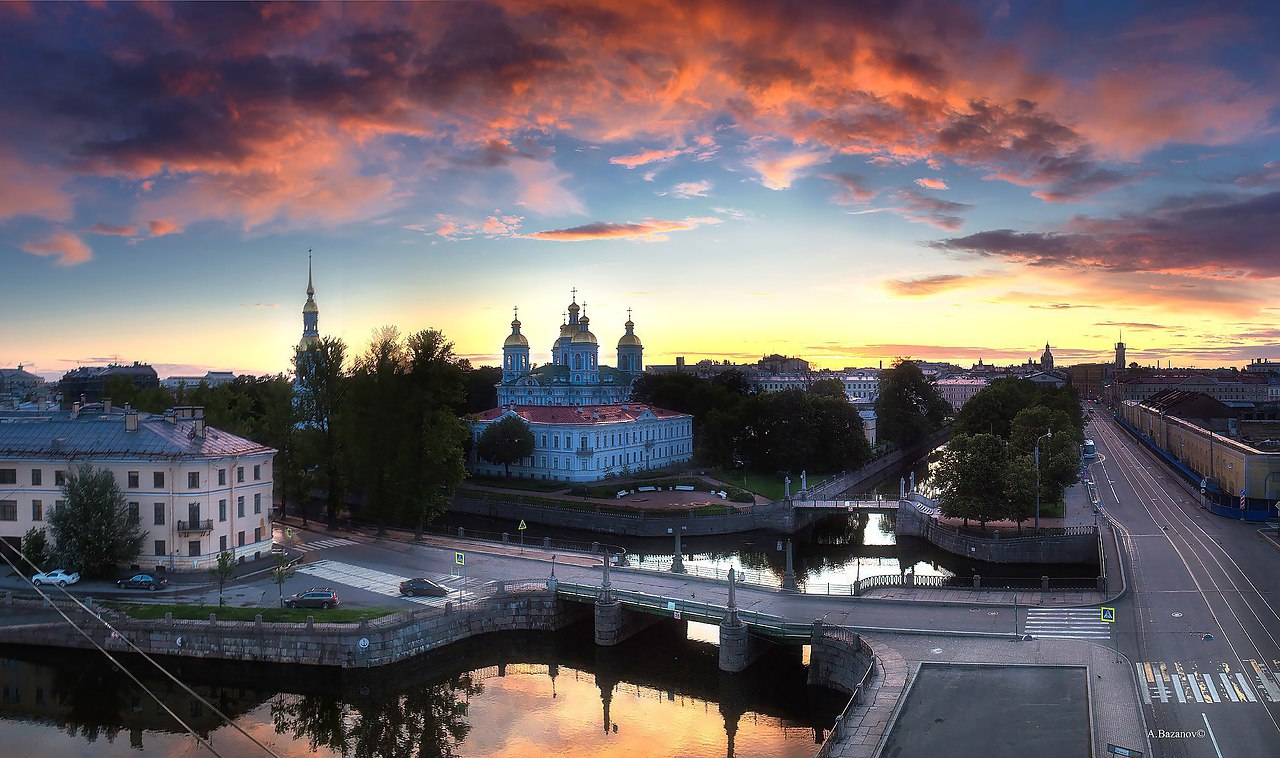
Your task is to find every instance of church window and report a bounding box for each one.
[574,355,583,370]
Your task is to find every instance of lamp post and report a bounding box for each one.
[1035,429,1053,530]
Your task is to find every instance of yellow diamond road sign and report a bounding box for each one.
[455,552,465,566]
[1101,606,1116,623]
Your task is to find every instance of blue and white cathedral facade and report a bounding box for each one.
[497,293,644,406]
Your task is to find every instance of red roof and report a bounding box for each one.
[474,404,689,425]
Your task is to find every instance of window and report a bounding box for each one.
[30,469,41,486]
[153,503,165,525]
[236,467,244,483]
[32,500,42,522]
[0,469,14,485]
[253,493,261,514]
[188,472,199,489]
[253,465,261,481]
[55,470,67,486]
[128,502,139,523]
[218,469,226,486]
[219,535,227,552]
[0,501,16,521]
[54,500,64,513]
[154,540,166,557]
[218,499,227,522]
[254,527,261,543]
[237,531,245,547]
[128,471,139,488]
[153,471,164,488]
[237,496,244,518]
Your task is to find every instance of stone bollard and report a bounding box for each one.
[994,530,1000,540]
[973,575,981,590]
[502,532,509,544]
[306,616,314,629]
[444,602,453,615]
[209,613,217,625]
[255,613,263,630]
[543,536,551,548]
[1041,576,1050,591]
[458,527,465,538]
[905,572,915,587]
[591,541,599,553]
[358,615,368,629]
[165,612,174,626]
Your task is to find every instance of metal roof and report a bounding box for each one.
[0,410,275,461]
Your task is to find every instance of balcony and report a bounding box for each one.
[575,446,594,456]
[177,519,214,534]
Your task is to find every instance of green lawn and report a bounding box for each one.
[713,471,798,501]
[1039,501,1066,519]
[109,603,400,623]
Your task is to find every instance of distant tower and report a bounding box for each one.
[617,308,644,375]
[1041,342,1054,372]
[567,301,599,384]
[295,252,320,386]
[1115,331,1127,369]
[502,307,530,382]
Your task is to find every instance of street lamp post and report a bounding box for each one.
[1035,429,1053,530]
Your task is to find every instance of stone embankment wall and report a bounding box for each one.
[896,498,1099,564]
[451,494,796,536]
[0,585,587,669]
[807,621,875,696]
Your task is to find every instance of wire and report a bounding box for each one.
[0,549,222,757]
[6,548,283,758]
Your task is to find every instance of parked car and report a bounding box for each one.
[285,588,340,609]
[117,573,168,591]
[31,569,80,587]
[399,577,449,597]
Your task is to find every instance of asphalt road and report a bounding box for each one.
[1089,410,1280,758]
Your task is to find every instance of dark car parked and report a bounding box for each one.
[117,573,168,591]
[399,577,449,597]
[285,588,340,609]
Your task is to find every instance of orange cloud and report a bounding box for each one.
[915,178,949,190]
[148,218,182,237]
[751,151,829,190]
[526,216,720,242]
[21,230,92,266]
[89,223,137,236]
[0,146,72,222]
[884,273,996,296]
[609,147,687,169]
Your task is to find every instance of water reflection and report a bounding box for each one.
[0,620,845,757]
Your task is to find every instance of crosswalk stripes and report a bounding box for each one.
[1137,661,1278,705]
[292,537,357,553]
[294,558,483,607]
[1023,608,1111,639]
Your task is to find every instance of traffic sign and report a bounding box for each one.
[518,519,527,531]
[673,610,682,620]
[286,527,294,539]
[1100,606,1116,623]
[455,552,465,566]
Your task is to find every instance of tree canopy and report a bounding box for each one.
[48,464,146,576]
[476,415,536,477]
[874,359,950,446]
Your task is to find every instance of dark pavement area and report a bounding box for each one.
[880,663,1089,758]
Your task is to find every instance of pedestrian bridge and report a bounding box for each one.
[552,580,813,642]
[790,495,900,513]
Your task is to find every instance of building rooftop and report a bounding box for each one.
[0,406,275,460]
[475,403,689,425]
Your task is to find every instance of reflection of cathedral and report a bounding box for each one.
[497,292,644,406]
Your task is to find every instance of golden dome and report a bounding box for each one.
[559,322,575,339]
[571,329,598,345]
[618,333,643,347]
[505,332,529,347]
[303,300,319,313]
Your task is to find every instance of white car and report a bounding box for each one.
[32,569,80,587]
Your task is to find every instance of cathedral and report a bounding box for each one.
[497,292,644,406]
[294,254,320,389]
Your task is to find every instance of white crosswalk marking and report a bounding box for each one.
[1219,673,1239,702]
[295,559,482,606]
[1171,672,1187,703]
[1023,608,1111,639]
[1248,660,1280,701]
[1203,673,1220,703]
[1141,662,1279,705]
[292,537,357,553]
[1235,673,1257,702]
[1186,671,1204,703]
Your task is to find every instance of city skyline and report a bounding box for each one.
[2,1,1278,379]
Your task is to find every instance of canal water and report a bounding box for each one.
[0,621,846,757]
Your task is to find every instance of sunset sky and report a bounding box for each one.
[2,1,1278,380]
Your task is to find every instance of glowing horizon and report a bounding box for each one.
[2,1,1278,380]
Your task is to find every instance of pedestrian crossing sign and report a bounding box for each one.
[455,552,465,566]
[1101,606,1116,623]
[518,519,527,530]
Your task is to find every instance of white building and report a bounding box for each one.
[936,377,991,412]
[469,403,692,482]
[161,371,237,390]
[840,372,879,402]
[0,403,275,572]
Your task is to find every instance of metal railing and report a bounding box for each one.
[817,653,878,758]
[176,519,213,532]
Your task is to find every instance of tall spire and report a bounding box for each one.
[306,249,315,298]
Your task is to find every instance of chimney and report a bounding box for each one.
[192,407,205,440]
[676,356,685,370]
[71,401,80,419]
[103,397,112,414]
[125,410,139,433]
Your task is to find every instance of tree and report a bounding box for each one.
[476,415,535,477]
[808,378,847,399]
[296,336,350,529]
[347,326,408,536]
[208,550,236,606]
[48,464,146,577]
[952,377,1039,438]
[271,551,296,608]
[1002,455,1039,531]
[461,364,503,414]
[874,359,949,447]
[934,433,1008,528]
[19,527,49,576]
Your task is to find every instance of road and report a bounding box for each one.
[1089,409,1280,758]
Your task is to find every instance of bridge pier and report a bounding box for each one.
[718,568,762,672]
[781,539,799,593]
[594,554,661,646]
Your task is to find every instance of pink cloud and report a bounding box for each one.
[20,230,93,266]
[915,178,949,190]
[89,223,137,236]
[751,151,829,191]
[526,216,720,242]
[672,180,711,198]
[148,219,182,237]
[609,147,687,169]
